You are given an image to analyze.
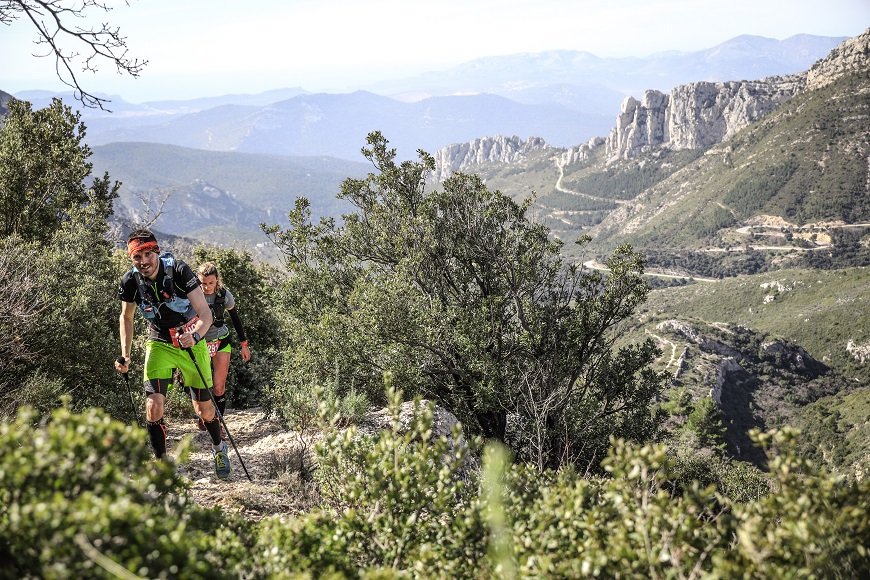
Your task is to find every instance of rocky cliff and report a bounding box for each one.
[806,28,870,89]
[433,135,551,182]
[604,77,804,162]
[556,136,605,166]
[604,28,869,162]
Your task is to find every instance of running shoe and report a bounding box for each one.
[214,441,231,480]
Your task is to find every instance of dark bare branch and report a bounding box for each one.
[1,0,147,110]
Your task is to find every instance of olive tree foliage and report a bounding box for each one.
[1,0,146,110]
[264,131,666,469]
[0,96,122,418]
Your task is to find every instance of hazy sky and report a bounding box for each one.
[2,0,868,102]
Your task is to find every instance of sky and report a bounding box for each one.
[2,0,869,102]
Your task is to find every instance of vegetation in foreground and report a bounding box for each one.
[1,395,869,578]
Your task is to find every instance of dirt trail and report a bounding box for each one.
[645,328,678,368]
[164,408,314,520]
[582,260,719,282]
[554,159,629,205]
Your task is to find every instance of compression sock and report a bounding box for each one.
[203,415,223,447]
[147,419,167,459]
[214,393,227,417]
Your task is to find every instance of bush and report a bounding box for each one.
[503,440,730,577]
[1,204,124,420]
[723,429,870,578]
[256,388,870,578]
[4,395,867,577]
[500,430,870,578]
[0,402,252,578]
[684,396,727,451]
[669,451,771,503]
[265,132,666,469]
[256,384,488,577]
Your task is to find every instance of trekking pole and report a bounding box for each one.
[116,357,143,428]
[183,345,253,482]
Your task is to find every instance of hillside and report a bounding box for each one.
[625,266,869,475]
[586,71,870,251]
[636,267,868,384]
[91,142,369,246]
[434,30,870,277]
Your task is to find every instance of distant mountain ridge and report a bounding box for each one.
[84,91,609,158]
[367,34,847,102]
[429,28,870,265]
[0,90,12,117]
[5,33,846,162]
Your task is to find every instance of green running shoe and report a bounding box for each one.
[214,442,232,480]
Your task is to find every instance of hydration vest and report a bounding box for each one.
[211,287,227,326]
[131,252,191,321]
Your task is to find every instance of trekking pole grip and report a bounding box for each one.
[116,356,129,379]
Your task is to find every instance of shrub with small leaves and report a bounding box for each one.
[498,429,870,578]
[502,438,732,578]
[256,382,488,577]
[723,428,870,578]
[0,402,252,578]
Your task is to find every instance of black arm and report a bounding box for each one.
[227,306,248,343]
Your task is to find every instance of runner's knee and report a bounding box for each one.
[145,393,165,422]
[194,400,216,422]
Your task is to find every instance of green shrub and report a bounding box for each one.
[659,387,692,416]
[0,402,252,578]
[669,451,772,503]
[723,429,870,578]
[503,440,729,578]
[256,384,488,577]
[253,390,870,578]
[5,393,866,577]
[683,396,727,451]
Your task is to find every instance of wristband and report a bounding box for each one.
[241,340,248,347]
[192,331,201,343]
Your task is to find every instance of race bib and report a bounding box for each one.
[168,316,199,348]
[180,317,199,334]
[207,340,221,357]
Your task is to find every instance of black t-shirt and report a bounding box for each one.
[118,256,201,342]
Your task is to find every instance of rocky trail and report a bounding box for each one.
[164,408,317,520]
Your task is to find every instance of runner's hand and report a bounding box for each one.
[240,342,251,363]
[115,357,129,373]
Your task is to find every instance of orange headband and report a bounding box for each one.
[127,239,159,257]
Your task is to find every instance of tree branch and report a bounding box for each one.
[3,0,147,110]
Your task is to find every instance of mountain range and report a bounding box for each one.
[9,34,846,161]
[433,29,870,261]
